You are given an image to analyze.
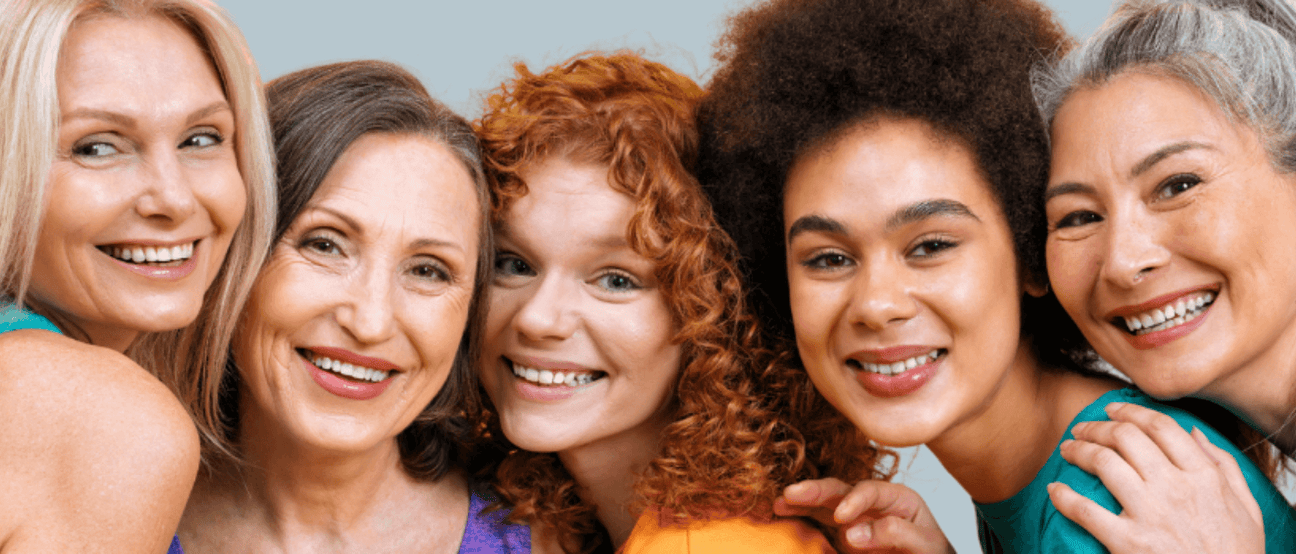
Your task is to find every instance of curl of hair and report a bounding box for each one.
[0,0,276,464]
[1033,0,1296,472]
[212,60,492,480]
[697,0,1085,373]
[474,52,893,553]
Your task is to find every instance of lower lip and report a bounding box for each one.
[305,356,393,400]
[1124,304,1211,350]
[511,371,592,402]
[855,358,940,398]
[107,245,199,280]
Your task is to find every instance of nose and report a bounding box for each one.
[336,263,397,344]
[1101,206,1171,289]
[134,150,198,222]
[848,258,919,331]
[510,274,578,342]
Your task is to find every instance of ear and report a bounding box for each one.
[1023,276,1049,298]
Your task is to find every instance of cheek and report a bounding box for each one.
[202,165,250,235]
[788,276,845,355]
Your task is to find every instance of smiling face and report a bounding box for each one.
[479,157,682,455]
[1046,72,1296,404]
[234,132,479,453]
[29,14,247,351]
[784,117,1028,447]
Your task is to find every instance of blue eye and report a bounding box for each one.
[595,271,640,292]
[494,253,533,277]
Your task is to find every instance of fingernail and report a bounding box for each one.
[1060,439,1073,450]
[1072,422,1088,434]
[786,482,806,494]
[1047,482,1058,494]
[846,524,872,546]
[1104,402,1126,415]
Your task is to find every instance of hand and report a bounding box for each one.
[1048,402,1264,554]
[775,477,955,553]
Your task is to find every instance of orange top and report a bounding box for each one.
[619,513,834,553]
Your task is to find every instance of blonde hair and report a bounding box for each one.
[0,0,276,462]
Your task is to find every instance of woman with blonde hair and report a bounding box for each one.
[0,0,273,551]
[475,52,888,553]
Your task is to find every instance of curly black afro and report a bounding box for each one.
[698,0,1086,367]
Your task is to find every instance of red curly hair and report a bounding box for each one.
[474,52,895,553]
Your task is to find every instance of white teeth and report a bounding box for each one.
[107,242,195,264]
[309,353,390,383]
[1121,292,1215,335]
[511,362,598,387]
[857,349,943,376]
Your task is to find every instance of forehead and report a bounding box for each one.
[784,117,997,223]
[501,158,635,238]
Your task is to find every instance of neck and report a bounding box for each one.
[558,406,673,548]
[1197,324,1296,455]
[925,343,1120,503]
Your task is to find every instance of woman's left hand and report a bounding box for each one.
[775,477,954,553]
[1048,402,1264,554]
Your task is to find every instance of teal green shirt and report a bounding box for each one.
[0,301,61,335]
[976,388,1296,553]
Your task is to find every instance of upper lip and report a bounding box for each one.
[97,237,202,247]
[507,354,598,373]
[306,346,402,371]
[847,345,942,364]
[1103,284,1220,319]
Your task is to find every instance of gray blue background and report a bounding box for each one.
[208,1,1264,552]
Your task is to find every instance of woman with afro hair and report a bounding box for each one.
[473,52,891,553]
[696,0,1296,552]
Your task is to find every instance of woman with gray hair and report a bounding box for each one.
[1035,0,1296,550]
[0,0,274,551]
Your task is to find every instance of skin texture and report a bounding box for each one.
[180,133,480,553]
[0,14,236,553]
[479,157,682,546]
[781,116,1117,551]
[1043,71,1294,554]
[31,14,247,352]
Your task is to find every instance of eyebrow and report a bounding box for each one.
[61,100,231,130]
[1045,141,1214,203]
[314,205,465,253]
[786,199,978,242]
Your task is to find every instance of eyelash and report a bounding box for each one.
[801,251,854,270]
[1154,173,1202,200]
[907,236,958,258]
[494,252,534,277]
[299,231,344,256]
[594,270,642,292]
[407,259,451,283]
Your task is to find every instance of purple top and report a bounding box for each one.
[168,536,184,554]
[461,483,531,553]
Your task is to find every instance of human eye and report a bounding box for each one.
[594,270,642,293]
[494,252,534,277]
[1051,210,1103,231]
[70,137,122,158]
[1153,173,1201,200]
[907,237,957,259]
[407,257,451,283]
[298,229,344,256]
[800,251,854,271]
[180,128,224,149]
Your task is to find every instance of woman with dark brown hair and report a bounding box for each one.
[474,51,889,553]
[179,60,529,553]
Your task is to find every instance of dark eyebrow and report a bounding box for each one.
[787,214,846,242]
[1130,141,1212,178]
[1043,182,1094,204]
[884,199,979,232]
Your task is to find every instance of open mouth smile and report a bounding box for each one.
[1115,291,1215,336]
[507,358,605,387]
[98,240,197,267]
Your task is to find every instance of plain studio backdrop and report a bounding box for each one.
[211,1,1295,551]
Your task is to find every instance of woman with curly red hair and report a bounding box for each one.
[474,52,890,553]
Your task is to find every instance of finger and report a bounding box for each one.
[1058,438,1149,511]
[1192,427,1263,526]
[1069,418,1173,481]
[859,516,954,554]
[781,478,850,508]
[835,480,924,524]
[1048,482,1129,550]
[1105,402,1213,472]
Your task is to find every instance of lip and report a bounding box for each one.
[1122,300,1213,350]
[303,354,394,401]
[849,345,941,364]
[106,245,199,280]
[852,353,941,398]
[308,346,402,371]
[1103,284,1219,318]
[504,356,600,402]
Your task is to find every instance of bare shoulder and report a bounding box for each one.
[0,330,199,552]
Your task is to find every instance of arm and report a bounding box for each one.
[775,478,954,553]
[1048,402,1263,554]
[0,331,200,553]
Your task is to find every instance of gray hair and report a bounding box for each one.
[1033,0,1296,172]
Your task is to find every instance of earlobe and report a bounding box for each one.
[1023,277,1049,298]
